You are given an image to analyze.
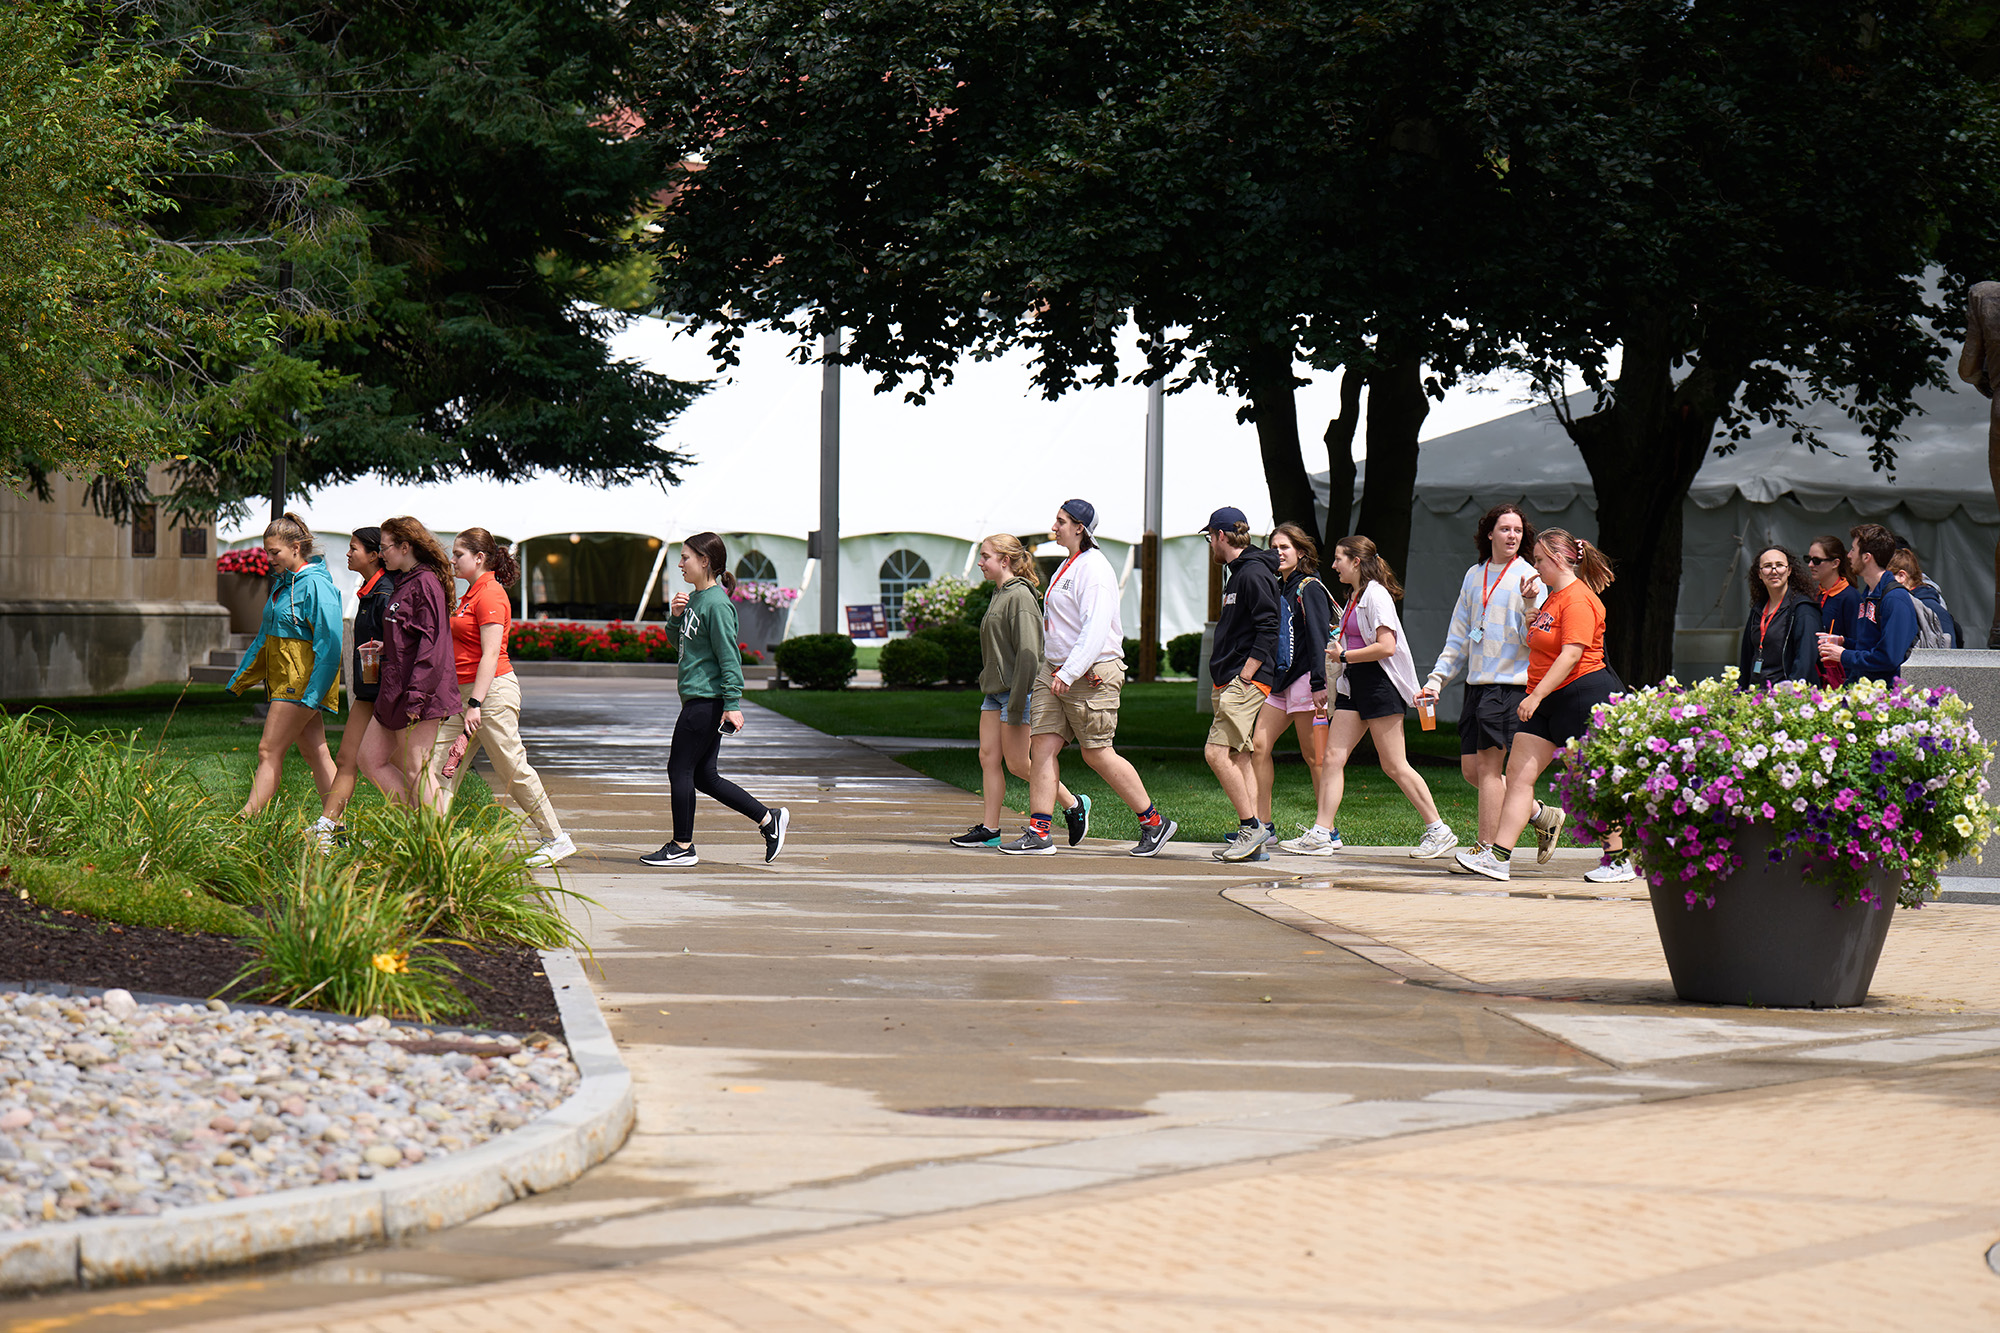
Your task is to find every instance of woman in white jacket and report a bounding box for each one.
[1000,499,1178,857]
[1279,535,1455,858]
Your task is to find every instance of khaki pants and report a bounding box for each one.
[428,672,563,840]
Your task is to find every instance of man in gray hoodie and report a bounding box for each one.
[1202,507,1284,862]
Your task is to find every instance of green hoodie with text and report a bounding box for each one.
[668,583,744,706]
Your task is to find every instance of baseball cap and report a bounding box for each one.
[1202,506,1248,533]
[1059,498,1097,533]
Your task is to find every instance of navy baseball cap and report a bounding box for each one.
[1059,498,1097,533]
[1203,506,1248,533]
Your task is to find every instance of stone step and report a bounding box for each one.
[189,664,234,685]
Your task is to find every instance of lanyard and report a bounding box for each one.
[1478,560,1510,619]
[1758,598,1782,646]
[1339,596,1359,643]
[1046,551,1084,631]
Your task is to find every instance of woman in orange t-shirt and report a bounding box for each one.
[428,527,574,869]
[1455,528,1632,885]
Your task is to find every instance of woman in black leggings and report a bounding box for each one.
[640,531,789,868]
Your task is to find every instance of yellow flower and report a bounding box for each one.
[1952,814,1975,838]
[371,951,409,975]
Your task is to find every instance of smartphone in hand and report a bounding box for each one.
[719,716,741,736]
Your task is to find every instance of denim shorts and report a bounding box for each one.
[980,690,1010,713]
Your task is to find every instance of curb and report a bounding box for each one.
[0,948,633,1294]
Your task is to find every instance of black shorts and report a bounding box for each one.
[1334,660,1406,721]
[1459,682,1526,756]
[1518,667,1624,748]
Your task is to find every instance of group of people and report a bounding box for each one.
[946,498,1637,882]
[1740,525,1961,689]
[227,515,789,870]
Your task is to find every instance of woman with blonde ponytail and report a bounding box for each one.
[225,512,342,818]
[950,535,1088,848]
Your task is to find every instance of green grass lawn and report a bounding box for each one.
[757,682,1573,849]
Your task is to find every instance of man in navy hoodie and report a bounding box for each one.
[1202,506,1284,862]
[1821,524,1919,683]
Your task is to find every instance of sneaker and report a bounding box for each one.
[309,816,341,854]
[1584,857,1638,884]
[1447,842,1487,872]
[950,824,1003,848]
[1411,824,1458,860]
[1278,826,1341,856]
[639,843,699,867]
[1454,845,1510,882]
[1216,824,1275,863]
[761,807,790,863]
[526,833,577,868]
[1063,794,1093,847]
[1530,803,1567,864]
[999,827,1056,856]
[1129,817,1178,857]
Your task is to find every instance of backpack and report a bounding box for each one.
[1276,576,1329,673]
[1911,595,1952,650]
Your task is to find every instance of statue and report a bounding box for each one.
[1956,281,2000,648]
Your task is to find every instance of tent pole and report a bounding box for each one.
[1139,362,1165,681]
[819,329,841,637]
[519,542,529,621]
[633,539,671,623]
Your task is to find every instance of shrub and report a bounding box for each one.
[914,622,982,687]
[775,633,858,689]
[1167,632,1205,677]
[879,636,948,688]
[902,575,974,631]
[507,620,676,663]
[960,580,996,626]
[346,802,588,951]
[1121,638,1166,670]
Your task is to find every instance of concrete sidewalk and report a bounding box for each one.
[16,679,2000,1331]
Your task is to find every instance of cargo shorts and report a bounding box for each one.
[1206,677,1268,754]
[1030,658,1125,749]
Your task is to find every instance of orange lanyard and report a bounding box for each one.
[1818,578,1848,606]
[1478,561,1509,618]
[1758,599,1782,646]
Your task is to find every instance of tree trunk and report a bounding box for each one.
[1564,315,1745,685]
[1320,368,1362,552]
[1241,336,1319,534]
[1355,352,1428,586]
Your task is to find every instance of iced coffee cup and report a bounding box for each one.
[358,643,381,685]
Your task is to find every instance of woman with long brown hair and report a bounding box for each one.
[358,516,461,812]
[950,533,1088,848]
[1455,529,1631,883]
[1737,544,1822,686]
[1279,535,1455,859]
[311,526,390,848]
[225,512,342,819]
[1250,523,1333,837]
[429,527,574,867]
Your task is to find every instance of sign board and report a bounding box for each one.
[845,604,889,638]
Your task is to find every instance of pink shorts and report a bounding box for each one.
[1264,674,1319,715]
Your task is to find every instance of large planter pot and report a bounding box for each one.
[736,603,791,655]
[1648,830,1899,1008]
[216,573,271,635]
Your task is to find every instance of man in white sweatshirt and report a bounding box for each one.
[1001,499,1179,857]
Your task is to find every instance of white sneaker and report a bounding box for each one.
[1411,824,1458,860]
[1277,826,1341,856]
[1454,845,1510,882]
[1217,824,1276,863]
[1584,857,1638,884]
[1530,802,1567,864]
[527,834,577,868]
[310,815,340,853]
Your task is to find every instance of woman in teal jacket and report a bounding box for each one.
[225,512,343,818]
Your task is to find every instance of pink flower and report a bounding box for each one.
[1760,802,1777,820]
[1833,789,1858,812]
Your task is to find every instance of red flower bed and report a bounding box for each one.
[216,548,272,576]
[506,622,764,665]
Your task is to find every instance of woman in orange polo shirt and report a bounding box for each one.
[430,527,575,868]
[1455,528,1632,885]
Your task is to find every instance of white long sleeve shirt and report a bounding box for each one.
[1043,546,1123,685]
[1425,558,1535,688]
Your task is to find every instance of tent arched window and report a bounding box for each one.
[879,549,931,631]
[735,550,778,583]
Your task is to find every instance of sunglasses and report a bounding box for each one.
[1806,556,1840,565]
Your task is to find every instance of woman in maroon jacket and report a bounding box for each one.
[358,516,461,812]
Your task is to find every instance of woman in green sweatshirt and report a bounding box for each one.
[640,531,789,868]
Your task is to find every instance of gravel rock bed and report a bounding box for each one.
[0,989,579,1231]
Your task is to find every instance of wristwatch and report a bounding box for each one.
[467,698,483,710]
[1336,647,1347,664]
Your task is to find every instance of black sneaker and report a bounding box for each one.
[1063,794,1092,847]
[950,824,1003,848]
[998,827,1056,856]
[639,843,699,867]
[762,807,790,863]
[1130,817,1178,857]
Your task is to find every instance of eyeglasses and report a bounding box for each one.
[1806,556,1839,565]
[1757,562,1789,572]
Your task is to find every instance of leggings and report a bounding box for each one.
[670,695,769,844]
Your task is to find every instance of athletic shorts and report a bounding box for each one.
[1207,677,1269,753]
[1334,660,1405,721]
[1459,682,1527,756]
[1264,673,1319,715]
[1030,658,1124,749]
[239,637,339,712]
[1518,667,1624,748]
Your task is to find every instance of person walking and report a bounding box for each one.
[1250,524,1334,842]
[1806,534,1861,688]
[949,534,1091,849]
[1414,503,1537,864]
[310,527,391,848]
[428,527,576,868]
[1822,523,1922,683]
[1888,542,1961,647]
[1737,545,1823,686]
[1453,529,1631,884]
[357,516,461,812]
[225,512,342,819]
[639,532,788,868]
[1203,509,1285,863]
[1001,499,1177,856]
[1278,535,1456,859]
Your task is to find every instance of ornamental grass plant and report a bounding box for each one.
[1556,671,1997,909]
[343,801,588,951]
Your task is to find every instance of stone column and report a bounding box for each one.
[1900,649,2000,902]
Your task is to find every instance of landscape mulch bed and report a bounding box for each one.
[0,891,563,1035]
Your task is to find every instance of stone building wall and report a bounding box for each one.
[0,470,229,698]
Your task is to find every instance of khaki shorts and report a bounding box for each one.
[1030,658,1125,749]
[1207,677,1268,753]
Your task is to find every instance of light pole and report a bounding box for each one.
[816,328,841,636]
[1138,368,1164,681]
